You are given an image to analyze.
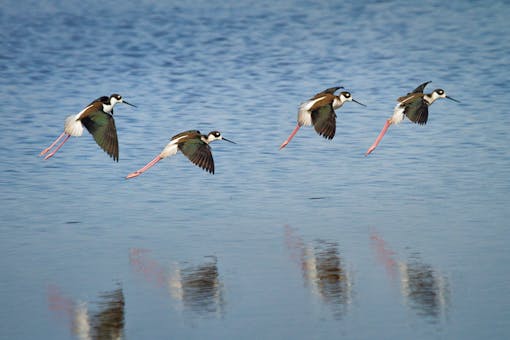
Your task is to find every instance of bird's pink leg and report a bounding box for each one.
[279,124,301,150]
[365,119,392,156]
[126,155,163,179]
[44,134,71,160]
[40,132,66,156]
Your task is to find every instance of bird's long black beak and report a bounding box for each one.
[222,137,236,144]
[446,96,460,103]
[123,100,137,108]
[353,99,367,107]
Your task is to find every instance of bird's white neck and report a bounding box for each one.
[102,101,117,113]
[203,134,221,144]
[332,97,343,109]
[423,93,440,105]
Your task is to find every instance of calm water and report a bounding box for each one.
[1,0,510,339]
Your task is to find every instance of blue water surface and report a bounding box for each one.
[1,0,510,339]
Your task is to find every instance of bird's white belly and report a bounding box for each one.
[64,114,84,136]
[297,97,325,126]
[159,143,179,158]
[390,103,405,124]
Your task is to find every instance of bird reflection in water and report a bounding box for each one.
[400,254,450,319]
[370,230,450,321]
[284,225,352,318]
[171,256,225,316]
[47,284,124,340]
[129,248,225,317]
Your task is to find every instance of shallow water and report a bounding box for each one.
[1,0,510,339]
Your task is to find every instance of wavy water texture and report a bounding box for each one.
[1,1,510,339]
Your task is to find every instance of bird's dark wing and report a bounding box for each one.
[178,139,215,174]
[88,96,109,106]
[312,86,343,99]
[81,111,119,161]
[404,98,429,125]
[410,81,432,94]
[311,104,337,139]
[171,130,201,141]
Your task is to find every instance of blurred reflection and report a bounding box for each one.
[370,230,450,321]
[129,248,167,287]
[170,256,225,316]
[370,230,399,281]
[399,254,450,319]
[284,225,352,318]
[48,284,124,340]
[129,248,225,317]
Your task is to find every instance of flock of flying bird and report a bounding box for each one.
[39,81,459,178]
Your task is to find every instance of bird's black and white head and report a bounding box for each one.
[103,94,136,113]
[338,91,366,107]
[205,131,236,144]
[426,89,460,104]
[110,93,136,107]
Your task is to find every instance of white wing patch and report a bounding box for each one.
[76,104,95,119]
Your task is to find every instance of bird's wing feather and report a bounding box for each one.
[87,96,109,106]
[410,81,431,94]
[178,139,215,174]
[171,130,201,141]
[311,104,337,139]
[312,86,342,98]
[404,98,429,125]
[81,110,119,161]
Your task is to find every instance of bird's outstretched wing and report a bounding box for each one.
[179,139,215,174]
[88,96,109,106]
[311,104,337,139]
[410,81,432,94]
[171,130,201,141]
[312,86,342,99]
[81,111,119,161]
[404,98,429,125]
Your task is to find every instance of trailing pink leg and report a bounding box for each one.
[44,134,71,160]
[365,119,392,156]
[40,132,66,156]
[279,124,301,150]
[126,155,163,179]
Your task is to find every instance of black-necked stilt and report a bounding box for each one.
[365,81,459,156]
[39,94,136,161]
[126,130,235,179]
[279,86,366,149]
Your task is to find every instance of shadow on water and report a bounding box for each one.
[129,248,225,317]
[284,225,352,319]
[48,284,124,340]
[370,230,450,322]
